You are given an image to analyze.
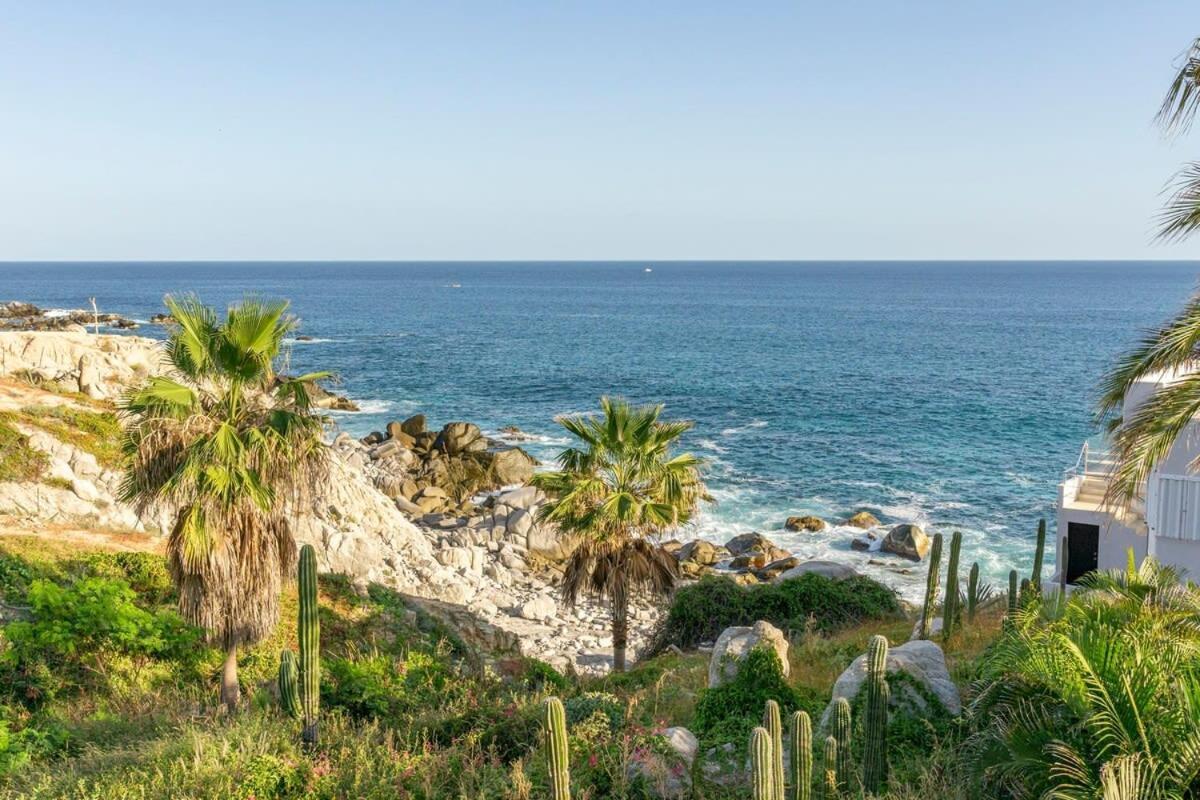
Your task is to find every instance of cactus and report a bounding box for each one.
[751,726,776,800]
[862,635,890,793]
[298,543,320,745]
[942,531,962,641]
[278,649,301,719]
[820,737,839,800]
[544,697,571,800]
[966,562,980,623]
[1008,569,1019,613]
[764,700,785,800]
[1031,518,1046,595]
[919,532,943,639]
[790,710,812,800]
[832,697,852,791]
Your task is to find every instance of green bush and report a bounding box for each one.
[692,647,823,750]
[1,577,200,705]
[564,691,624,732]
[70,552,174,605]
[652,573,900,652]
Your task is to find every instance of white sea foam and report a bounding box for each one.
[719,420,768,436]
[284,337,340,345]
[696,438,728,454]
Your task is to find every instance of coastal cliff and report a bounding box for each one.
[0,329,659,673]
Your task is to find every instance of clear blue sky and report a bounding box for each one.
[2,1,1199,260]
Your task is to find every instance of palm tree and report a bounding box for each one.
[532,397,709,672]
[966,558,1200,799]
[120,295,329,712]
[1098,37,1200,504]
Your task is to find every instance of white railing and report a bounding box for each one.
[1063,440,1115,481]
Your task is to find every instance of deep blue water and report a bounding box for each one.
[3,261,1196,596]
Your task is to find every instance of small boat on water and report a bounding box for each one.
[644,267,652,273]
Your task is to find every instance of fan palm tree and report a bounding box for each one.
[120,295,329,712]
[1098,37,1200,504]
[532,397,709,672]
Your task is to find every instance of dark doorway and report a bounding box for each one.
[1066,522,1100,584]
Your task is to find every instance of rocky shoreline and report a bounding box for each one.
[0,317,937,674]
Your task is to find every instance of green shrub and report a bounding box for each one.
[692,647,822,751]
[70,552,174,605]
[517,657,570,692]
[652,573,900,652]
[564,691,624,733]
[1,577,200,705]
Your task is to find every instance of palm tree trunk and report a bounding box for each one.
[611,594,629,673]
[221,644,239,713]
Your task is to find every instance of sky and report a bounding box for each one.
[2,1,1200,261]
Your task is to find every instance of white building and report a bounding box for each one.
[1057,367,1200,586]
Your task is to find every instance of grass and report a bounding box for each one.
[10,406,123,469]
[0,421,48,483]
[0,532,1003,799]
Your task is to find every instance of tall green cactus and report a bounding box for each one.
[1006,569,1019,625]
[1031,518,1046,595]
[751,725,775,800]
[966,562,980,623]
[919,532,943,639]
[862,635,890,793]
[820,737,839,800]
[278,649,301,719]
[832,697,852,791]
[764,700,785,800]
[544,697,571,800]
[942,531,962,641]
[790,710,812,800]
[298,544,320,745]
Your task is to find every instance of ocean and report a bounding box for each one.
[3,261,1196,598]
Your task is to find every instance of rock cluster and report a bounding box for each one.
[0,302,140,332]
[343,416,539,519]
[669,531,860,585]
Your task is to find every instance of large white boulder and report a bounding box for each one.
[774,560,860,581]
[708,620,790,688]
[820,639,961,728]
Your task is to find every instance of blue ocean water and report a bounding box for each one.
[3,261,1196,597]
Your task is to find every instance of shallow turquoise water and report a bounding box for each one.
[4,261,1196,596]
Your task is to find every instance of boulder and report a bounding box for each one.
[846,511,881,529]
[394,496,422,516]
[774,560,860,581]
[785,515,827,532]
[753,556,801,581]
[821,639,961,727]
[724,533,789,562]
[708,621,789,688]
[676,540,728,566]
[435,422,486,455]
[882,524,930,561]
[77,355,101,398]
[400,414,426,436]
[70,478,100,502]
[519,595,556,622]
[497,485,543,510]
[490,447,537,485]
[384,422,416,447]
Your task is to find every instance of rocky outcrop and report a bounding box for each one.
[846,511,881,529]
[0,331,165,399]
[882,523,930,561]
[0,303,139,332]
[785,515,826,532]
[708,620,790,687]
[820,639,961,727]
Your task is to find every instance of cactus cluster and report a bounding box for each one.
[277,543,321,745]
[832,698,852,791]
[791,710,812,800]
[919,532,943,639]
[942,531,963,641]
[544,697,572,800]
[862,635,890,793]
